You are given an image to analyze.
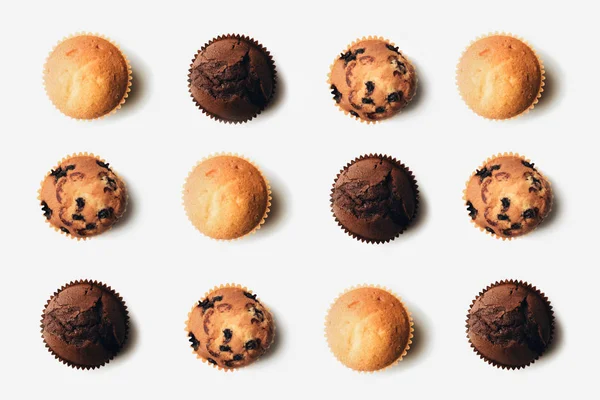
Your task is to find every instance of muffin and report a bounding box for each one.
[188,34,276,123]
[41,280,129,369]
[186,285,275,370]
[456,34,544,120]
[464,154,552,239]
[325,286,413,372]
[44,34,131,119]
[328,37,417,122]
[467,280,554,369]
[331,154,418,243]
[183,154,270,240]
[39,154,127,239]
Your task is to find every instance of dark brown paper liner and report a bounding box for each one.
[325,284,414,373]
[184,283,276,372]
[466,279,554,370]
[330,154,419,243]
[43,32,132,120]
[37,152,129,241]
[187,34,277,124]
[327,36,418,124]
[40,279,129,370]
[182,153,271,240]
[455,32,545,121]
[462,152,553,241]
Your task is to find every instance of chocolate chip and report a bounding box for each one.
[207,358,217,365]
[243,292,257,301]
[466,201,478,219]
[245,339,261,350]
[41,201,52,219]
[72,214,85,221]
[497,214,510,221]
[511,223,522,230]
[330,84,342,103]
[339,48,365,65]
[223,329,232,343]
[391,58,407,74]
[76,198,85,211]
[485,227,495,234]
[97,208,113,219]
[224,360,235,368]
[350,102,361,110]
[523,208,538,219]
[60,227,70,234]
[365,81,375,94]
[522,160,536,170]
[105,176,117,189]
[198,298,214,312]
[501,229,513,236]
[386,44,400,53]
[212,296,223,302]
[349,110,359,118]
[387,91,403,103]
[233,354,244,361]
[189,332,200,350]
[96,160,110,169]
[375,106,386,113]
[76,229,87,236]
[475,165,500,181]
[361,97,374,104]
[366,112,377,120]
[85,223,96,230]
[50,165,75,181]
[501,198,510,211]
[219,345,232,352]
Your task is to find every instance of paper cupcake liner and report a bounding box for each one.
[466,279,554,370]
[462,152,553,241]
[182,153,271,241]
[455,32,545,121]
[330,153,419,244]
[187,34,277,124]
[324,284,414,373]
[43,32,132,120]
[40,279,129,370]
[184,283,276,372]
[38,152,129,241]
[327,36,418,124]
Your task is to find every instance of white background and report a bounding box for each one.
[0,0,597,398]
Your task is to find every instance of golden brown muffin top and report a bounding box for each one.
[186,286,274,370]
[457,35,543,120]
[465,155,552,239]
[44,35,130,119]
[39,155,127,239]
[326,287,412,372]
[329,39,416,122]
[183,155,270,240]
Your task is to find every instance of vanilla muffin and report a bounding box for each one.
[329,38,417,122]
[457,35,543,120]
[39,155,127,239]
[325,287,413,372]
[464,154,552,239]
[186,286,275,370]
[44,34,131,119]
[183,155,270,240]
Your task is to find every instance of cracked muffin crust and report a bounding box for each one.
[186,286,275,370]
[467,280,554,369]
[44,34,131,119]
[457,34,544,120]
[41,280,129,369]
[39,154,127,239]
[188,35,276,123]
[329,38,416,122]
[331,155,418,243]
[325,286,413,372]
[464,154,552,239]
[183,155,270,240]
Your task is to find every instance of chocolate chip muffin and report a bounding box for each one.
[39,154,127,239]
[41,280,129,369]
[326,286,413,372]
[44,34,131,119]
[464,154,552,239]
[188,34,276,123]
[457,34,544,120]
[329,38,417,122]
[186,285,275,370]
[331,154,418,243]
[467,280,554,369]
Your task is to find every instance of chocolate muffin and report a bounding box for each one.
[41,280,129,369]
[186,285,275,370]
[329,37,417,122]
[331,154,418,243]
[325,286,413,372]
[467,280,554,369]
[188,34,276,123]
[44,34,131,119]
[464,154,552,239]
[457,34,544,120]
[39,154,127,239]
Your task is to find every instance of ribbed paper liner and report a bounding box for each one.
[466,279,555,370]
[182,153,271,240]
[38,152,129,241]
[455,32,545,120]
[331,154,419,243]
[184,283,276,372]
[324,284,414,373]
[187,34,277,124]
[327,36,418,124]
[40,279,129,370]
[43,32,132,120]
[462,152,553,241]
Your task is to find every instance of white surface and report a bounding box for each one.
[0,0,598,398]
